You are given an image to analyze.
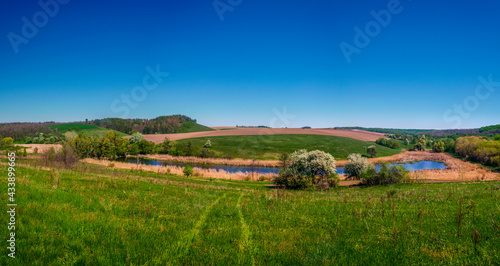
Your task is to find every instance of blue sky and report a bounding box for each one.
[1,0,499,129]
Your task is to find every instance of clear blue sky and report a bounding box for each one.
[1,0,499,129]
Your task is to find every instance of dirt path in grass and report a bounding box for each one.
[137,128,386,144]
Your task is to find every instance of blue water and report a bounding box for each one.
[115,157,447,175]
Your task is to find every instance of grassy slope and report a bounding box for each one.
[177,134,401,160]
[1,161,499,264]
[50,123,128,137]
[178,122,215,133]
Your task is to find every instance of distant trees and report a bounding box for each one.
[345,153,372,180]
[455,136,500,167]
[273,150,339,190]
[91,115,198,134]
[376,138,401,149]
[0,122,56,140]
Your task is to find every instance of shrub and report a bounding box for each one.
[387,139,401,149]
[183,165,194,178]
[245,176,251,181]
[376,138,388,146]
[258,176,266,181]
[433,141,445,153]
[273,150,338,190]
[129,132,144,144]
[361,161,408,186]
[345,153,373,180]
[108,163,115,168]
[203,140,212,148]
[41,144,80,168]
[3,137,14,146]
[366,145,377,158]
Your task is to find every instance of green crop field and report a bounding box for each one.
[49,123,100,131]
[50,123,128,138]
[2,161,499,265]
[177,134,401,160]
[178,122,215,133]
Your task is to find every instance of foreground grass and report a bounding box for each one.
[0,161,500,265]
[1,162,500,264]
[178,134,401,160]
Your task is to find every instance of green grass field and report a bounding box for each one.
[49,123,100,131]
[177,134,402,160]
[50,123,128,138]
[1,161,499,264]
[178,122,215,133]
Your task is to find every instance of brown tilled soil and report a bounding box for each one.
[16,144,62,153]
[137,128,387,144]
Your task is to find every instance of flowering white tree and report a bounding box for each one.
[275,149,338,190]
[345,153,373,180]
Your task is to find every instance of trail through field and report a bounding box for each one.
[182,192,242,264]
[166,193,228,263]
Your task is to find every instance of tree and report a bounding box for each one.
[138,139,155,154]
[3,137,14,147]
[345,153,373,180]
[415,139,427,151]
[129,132,144,144]
[433,141,445,153]
[22,148,27,158]
[203,139,212,148]
[273,150,338,190]
[183,165,194,177]
[366,145,377,158]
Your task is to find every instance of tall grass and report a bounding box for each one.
[1,159,500,264]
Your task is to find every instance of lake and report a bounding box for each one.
[115,157,447,175]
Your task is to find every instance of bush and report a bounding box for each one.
[203,140,212,148]
[376,138,388,146]
[433,141,445,153]
[273,150,338,190]
[361,161,408,186]
[3,137,14,146]
[345,153,373,180]
[41,144,80,168]
[258,176,266,181]
[183,165,194,178]
[129,133,144,144]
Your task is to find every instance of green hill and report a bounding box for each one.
[50,123,128,138]
[177,134,401,160]
[91,115,214,134]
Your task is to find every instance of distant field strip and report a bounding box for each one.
[141,128,386,143]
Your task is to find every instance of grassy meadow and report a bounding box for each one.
[177,134,401,160]
[50,123,128,138]
[2,160,500,265]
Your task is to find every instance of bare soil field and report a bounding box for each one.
[139,127,387,144]
[17,144,62,153]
